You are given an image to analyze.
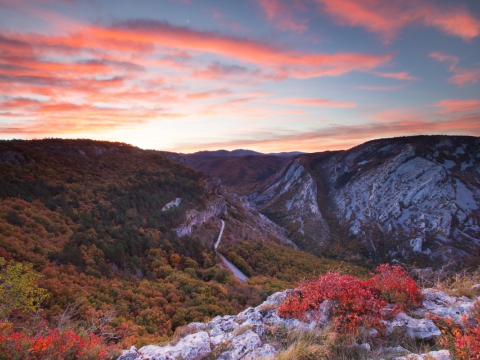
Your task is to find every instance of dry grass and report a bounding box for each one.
[406,262,480,298]
[264,325,377,360]
[232,324,252,337]
[439,270,480,298]
[262,321,438,360]
[170,323,205,345]
[258,302,277,314]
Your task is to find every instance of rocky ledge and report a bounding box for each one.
[118,289,478,360]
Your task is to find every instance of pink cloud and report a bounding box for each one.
[372,71,418,81]
[0,16,396,137]
[355,84,409,91]
[209,8,244,32]
[430,51,480,87]
[265,97,356,108]
[173,111,480,153]
[313,0,480,42]
[258,0,309,33]
[433,99,480,114]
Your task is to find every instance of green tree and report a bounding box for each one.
[0,257,49,320]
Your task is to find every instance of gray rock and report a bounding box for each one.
[92,146,106,156]
[243,344,276,360]
[237,307,263,326]
[210,317,239,336]
[124,331,211,360]
[393,349,452,360]
[117,346,140,360]
[230,330,262,359]
[386,312,441,341]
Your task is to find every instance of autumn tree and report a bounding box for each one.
[0,257,49,320]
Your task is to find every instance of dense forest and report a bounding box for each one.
[0,139,364,355]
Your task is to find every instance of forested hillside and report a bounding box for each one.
[0,139,363,355]
[183,153,286,195]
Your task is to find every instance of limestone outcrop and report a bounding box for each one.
[118,288,477,360]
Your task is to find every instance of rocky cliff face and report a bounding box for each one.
[320,136,480,263]
[118,287,474,360]
[249,159,330,253]
[174,177,295,247]
[250,136,480,265]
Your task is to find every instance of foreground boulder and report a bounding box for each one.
[118,289,478,360]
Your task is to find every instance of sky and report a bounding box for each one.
[0,0,479,153]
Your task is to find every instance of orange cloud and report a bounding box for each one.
[313,0,480,42]
[430,51,480,87]
[0,16,397,138]
[265,97,356,108]
[174,111,480,153]
[433,99,480,114]
[84,20,393,79]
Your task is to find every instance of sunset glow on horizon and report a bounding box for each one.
[0,0,479,153]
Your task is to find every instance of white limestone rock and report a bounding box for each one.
[386,312,441,341]
[118,331,211,360]
[229,330,263,359]
[393,349,452,360]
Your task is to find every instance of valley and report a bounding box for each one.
[186,135,480,268]
[0,138,362,354]
[1,135,479,358]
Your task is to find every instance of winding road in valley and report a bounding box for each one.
[215,219,248,283]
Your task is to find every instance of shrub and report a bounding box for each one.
[434,301,480,360]
[278,272,387,331]
[278,264,421,332]
[0,323,115,360]
[0,257,49,320]
[367,264,422,310]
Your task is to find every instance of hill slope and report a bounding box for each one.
[0,139,361,350]
[184,154,287,195]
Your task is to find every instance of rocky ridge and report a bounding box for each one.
[250,136,480,264]
[249,159,329,253]
[174,177,295,247]
[321,137,480,262]
[118,288,476,360]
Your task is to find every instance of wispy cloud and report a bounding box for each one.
[432,99,480,114]
[258,0,309,33]
[0,15,396,137]
[372,71,418,81]
[265,97,356,108]
[174,110,480,153]
[430,51,480,87]
[355,83,410,91]
[314,0,480,43]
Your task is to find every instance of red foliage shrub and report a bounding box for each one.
[278,264,422,332]
[434,302,480,360]
[367,264,422,310]
[0,322,113,360]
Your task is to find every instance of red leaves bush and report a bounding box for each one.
[434,302,480,360]
[367,263,422,310]
[0,322,113,360]
[278,264,422,332]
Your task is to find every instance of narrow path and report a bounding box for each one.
[214,219,225,250]
[214,219,248,283]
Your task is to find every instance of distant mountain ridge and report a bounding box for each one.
[183,149,305,157]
